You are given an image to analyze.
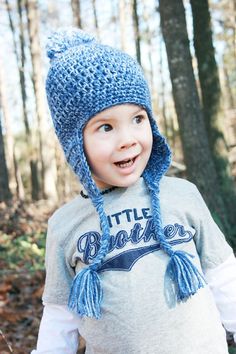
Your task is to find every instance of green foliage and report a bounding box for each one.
[229,347,236,354]
[0,231,46,272]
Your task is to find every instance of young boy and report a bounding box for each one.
[32,29,236,354]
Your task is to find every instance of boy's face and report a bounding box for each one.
[83,104,153,189]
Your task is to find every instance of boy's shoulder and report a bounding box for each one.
[160,176,205,217]
[160,176,203,208]
[161,175,197,194]
[47,193,91,232]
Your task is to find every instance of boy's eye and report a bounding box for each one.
[133,115,144,124]
[98,124,113,132]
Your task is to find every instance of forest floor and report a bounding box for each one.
[0,199,235,354]
[0,200,49,354]
[0,200,86,354]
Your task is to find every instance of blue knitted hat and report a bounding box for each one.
[46,28,205,318]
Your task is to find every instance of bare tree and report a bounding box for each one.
[0,112,11,202]
[25,0,58,202]
[159,0,230,234]
[5,0,40,200]
[0,58,25,200]
[132,0,142,65]
[190,0,236,226]
[190,0,222,143]
[92,0,100,39]
[0,60,16,192]
[158,33,168,139]
[119,0,129,52]
[222,62,235,111]
[71,0,82,28]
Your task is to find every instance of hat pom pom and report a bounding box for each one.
[46,28,95,60]
[68,267,102,319]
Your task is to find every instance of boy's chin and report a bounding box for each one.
[94,176,141,190]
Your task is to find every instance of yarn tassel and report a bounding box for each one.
[166,250,206,301]
[68,267,102,319]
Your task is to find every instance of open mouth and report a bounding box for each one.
[114,156,137,168]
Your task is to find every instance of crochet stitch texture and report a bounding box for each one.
[46,28,205,319]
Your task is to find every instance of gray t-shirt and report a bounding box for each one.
[43,177,233,354]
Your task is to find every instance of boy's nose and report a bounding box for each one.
[117,131,137,150]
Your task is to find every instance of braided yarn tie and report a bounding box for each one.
[68,267,103,319]
[166,250,206,301]
[68,196,111,318]
[146,181,206,302]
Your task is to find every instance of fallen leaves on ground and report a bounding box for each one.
[0,200,50,353]
[0,200,85,354]
[0,270,44,353]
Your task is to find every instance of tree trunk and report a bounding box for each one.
[6,0,40,200]
[159,0,230,234]
[25,0,45,196]
[92,0,100,39]
[190,0,236,226]
[0,59,25,200]
[25,0,58,203]
[0,112,11,202]
[119,0,129,52]
[132,0,142,65]
[190,0,221,139]
[71,0,82,28]
[158,33,168,139]
[0,59,17,194]
[13,146,25,200]
[222,63,235,111]
[16,0,30,138]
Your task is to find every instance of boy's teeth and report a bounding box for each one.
[116,159,134,168]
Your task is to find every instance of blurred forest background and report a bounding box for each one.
[0,0,235,353]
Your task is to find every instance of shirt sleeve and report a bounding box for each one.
[205,253,236,343]
[42,223,75,305]
[191,184,233,272]
[31,304,80,354]
[189,185,235,342]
